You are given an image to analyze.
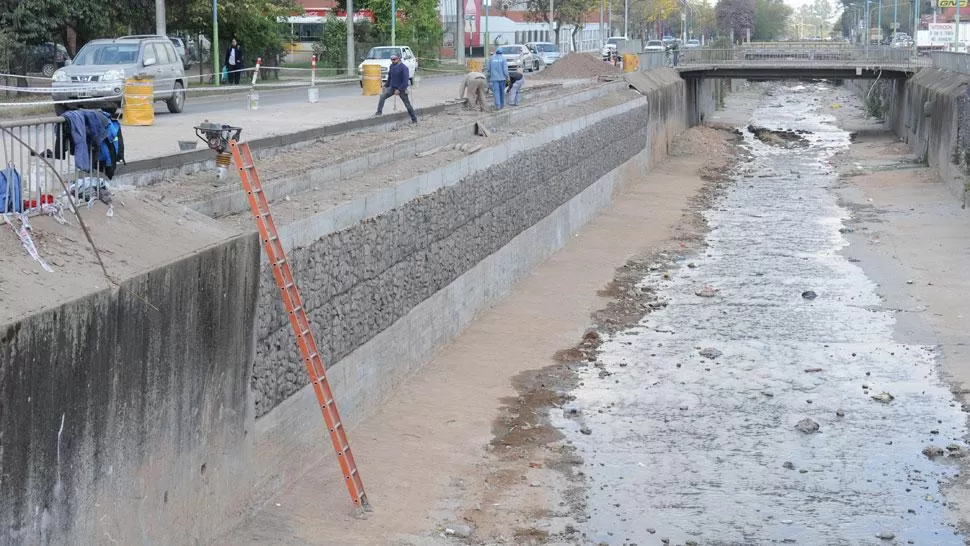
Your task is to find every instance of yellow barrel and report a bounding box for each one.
[622,54,638,73]
[467,59,484,73]
[122,77,154,126]
[362,64,382,96]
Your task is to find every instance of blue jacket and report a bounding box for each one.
[62,110,107,172]
[487,54,509,82]
[387,61,410,91]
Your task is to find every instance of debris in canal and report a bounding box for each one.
[802,290,818,300]
[795,417,821,434]
[698,347,722,359]
[872,392,896,403]
[746,125,811,148]
[694,285,718,297]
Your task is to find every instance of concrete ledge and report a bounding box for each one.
[188,81,627,219]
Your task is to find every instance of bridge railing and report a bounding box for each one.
[676,45,927,70]
[929,51,970,75]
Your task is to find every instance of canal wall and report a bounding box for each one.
[0,70,696,544]
[849,69,970,198]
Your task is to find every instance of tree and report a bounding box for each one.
[715,0,755,40]
[752,0,791,40]
[525,0,598,47]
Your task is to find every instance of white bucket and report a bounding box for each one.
[308,87,319,103]
[248,90,259,111]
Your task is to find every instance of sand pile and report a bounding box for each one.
[535,52,622,80]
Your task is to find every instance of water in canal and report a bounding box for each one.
[559,83,967,545]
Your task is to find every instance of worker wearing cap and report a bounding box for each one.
[486,49,509,110]
[458,71,487,111]
[375,53,417,123]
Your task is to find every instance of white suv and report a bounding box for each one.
[357,46,418,87]
[602,36,628,59]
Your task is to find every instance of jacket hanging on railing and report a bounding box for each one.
[60,110,109,173]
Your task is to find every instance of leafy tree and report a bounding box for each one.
[752,0,791,40]
[715,0,756,40]
[524,0,598,46]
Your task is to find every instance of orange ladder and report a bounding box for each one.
[229,140,370,511]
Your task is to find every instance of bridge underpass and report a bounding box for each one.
[669,45,928,125]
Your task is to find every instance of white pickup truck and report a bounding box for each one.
[358,46,418,87]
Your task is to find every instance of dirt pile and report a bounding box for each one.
[535,52,622,80]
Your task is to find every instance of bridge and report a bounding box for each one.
[667,44,933,79]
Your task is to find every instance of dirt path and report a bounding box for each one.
[219,125,743,544]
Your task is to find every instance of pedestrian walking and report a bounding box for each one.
[486,50,509,110]
[459,71,487,111]
[506,70,524,106]
[225,38,244,85]
[374,53,417,123]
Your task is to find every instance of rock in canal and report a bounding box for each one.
[694,286,718,298]
[871,392,895,403]
[801,290,818,300]
[795,418,820,434]
[698,347,722,359]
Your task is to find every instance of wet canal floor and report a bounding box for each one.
[558,82,968,545]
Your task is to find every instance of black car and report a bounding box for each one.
[26,43,72,77]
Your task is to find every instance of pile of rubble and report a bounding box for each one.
[535,52,622,80]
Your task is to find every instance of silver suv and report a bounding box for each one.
[51,35,186,115]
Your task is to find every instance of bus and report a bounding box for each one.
[279,9,376,62]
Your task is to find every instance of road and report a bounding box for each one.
[169,74,466,117]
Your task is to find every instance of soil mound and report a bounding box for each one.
[535,52,622,80]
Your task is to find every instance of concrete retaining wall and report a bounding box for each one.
[0,236,261,545]
[253,70,687,418]
[0,70,692,544]
[850,69,970,197]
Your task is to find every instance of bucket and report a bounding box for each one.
[308,87,319,103]
[248,89,259,110]
[122,77,154,126]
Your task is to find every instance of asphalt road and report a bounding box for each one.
[176,74,466,116]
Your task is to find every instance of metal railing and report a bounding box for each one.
[929,51,970,75]
[675,46,928,71]
[0,116,112,218]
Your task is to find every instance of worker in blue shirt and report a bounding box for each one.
[486,49,509,110]
[375,53,417,123]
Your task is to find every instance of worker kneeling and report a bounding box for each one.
[459,71,487,111]
[506,70,524,107]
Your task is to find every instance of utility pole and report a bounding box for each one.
[392,0,397,46]
[211,0,219,86]
[600,0,606,45]
[550,0,555,45]
[457,0,465,63]
[624,0,629,37]
[955,0,962,50]
[485,0,490,56]
[156,0,167,36]
[347,0,355,75]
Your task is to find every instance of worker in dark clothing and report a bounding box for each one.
[506,70,524,106]
[375,53,417,123]
[225,38,244,85]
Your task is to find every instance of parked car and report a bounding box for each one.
[51,35,186,115]
[357,45,418,87]
[496,44,538,72]
[525,41,561,67]
[684,39,702,49]
[602,36,629,60]
[168,36,192,69]
[644,39,665,52]
[26,43,72,77]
